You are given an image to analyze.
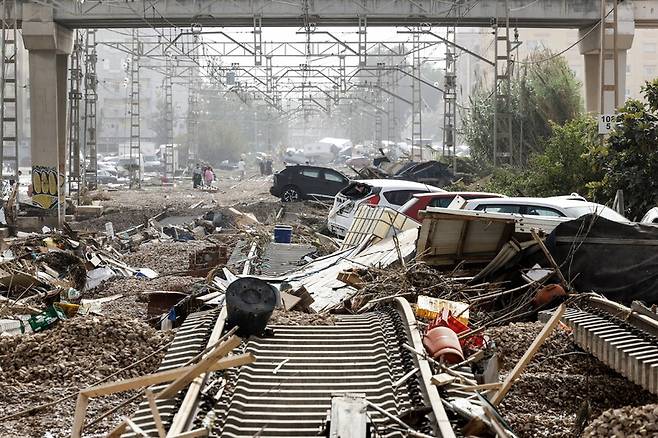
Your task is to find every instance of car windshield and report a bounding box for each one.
[563,205,629,222]
[340,182,373,199]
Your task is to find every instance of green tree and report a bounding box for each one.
[485,115,601,197]
[587,78,658,220]
[462,49,582,166]
[149,95,170,147]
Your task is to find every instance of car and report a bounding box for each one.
[641,207,658,224]
[400,191,505,221]
[462,196,629,222]
[96,169,118,184]
[270,165,350,202]
[328,179,444,237]
[143,155,163,173]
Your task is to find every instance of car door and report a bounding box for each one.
[321,170,349,197]
[299,168,324,198]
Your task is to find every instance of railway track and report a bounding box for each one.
[562,296,658,396]
[121,299,454,437]
[211,298,454,437]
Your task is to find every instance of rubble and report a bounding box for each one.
[4,184,658,437]
[0,315,172,385]
[0,316,173,436]
[583,404,658,437]
[269,309,337,326]
[489,322,658,437]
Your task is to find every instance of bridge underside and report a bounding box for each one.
[16,0,658,29]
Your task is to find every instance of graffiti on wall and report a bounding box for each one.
[31,165,59,209]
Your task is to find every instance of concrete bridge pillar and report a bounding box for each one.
[21,4,72,222]
[579,2,635,114]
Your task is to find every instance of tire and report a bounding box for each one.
[281,185,301,203]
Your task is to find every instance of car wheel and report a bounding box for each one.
[282,186,301,202]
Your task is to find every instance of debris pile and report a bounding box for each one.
[0,315,173,385]
[4,180,658,437]
[269,309,336,326]
[489,322,658,437]
[583,404,658,437]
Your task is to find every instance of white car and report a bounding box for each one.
[463,196,629,222]
[327,179,443,237]
[641,207,658,224]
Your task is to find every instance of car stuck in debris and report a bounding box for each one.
[270,165,350,202]
[399,191,504,221]
[327,179,442,237]
[463,196,629,222]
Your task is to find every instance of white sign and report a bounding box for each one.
[105,222,115,238]
[599,114,615,134]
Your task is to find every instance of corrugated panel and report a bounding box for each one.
[340,205,419,250]
[259,243,316,276]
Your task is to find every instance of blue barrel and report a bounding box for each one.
[274,225,293,243]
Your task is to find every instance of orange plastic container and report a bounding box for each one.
[423,326,464,364]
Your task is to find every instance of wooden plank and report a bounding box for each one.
[168,307,228,436]
[70,393,89,438]
[431,373,457,387]
[336,270,365,289]
[450,382,502,392]
[81,353,253,397]
[146,388,166,438]
[490,304,566,406]
[124,416,149,437]
[531,229,569,290]
[156,335,242,400]
[280,291,302,311]
[169,428,209,438]
[106,419,129,438]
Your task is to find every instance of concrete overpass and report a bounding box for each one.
[13,0,658,221]
[14,0,658,28]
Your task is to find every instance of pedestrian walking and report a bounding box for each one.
[192,164,202,188]
[238,158,246,180]
[204,166,214,187]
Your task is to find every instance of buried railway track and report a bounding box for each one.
[562,295,658,396]
[124,299,456,437]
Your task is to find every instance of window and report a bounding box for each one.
[383,190,423,206]
[642,42,657,53]
[524,206,564,217]
[324,171,345,183]
[475,204,522,214]
[428,196,454,208]
[643,65,656,77]
[626,64,631,73]
[301,169,320,178]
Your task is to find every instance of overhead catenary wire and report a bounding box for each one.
[515,6,614,65]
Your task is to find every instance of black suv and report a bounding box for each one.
[270,165,350,202]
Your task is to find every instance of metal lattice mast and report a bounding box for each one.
[83,29,98,190]
[411,30,422,160]
[129,28,141,188]
[374,64,383,148]
[493,0,513,166]
[358,16,367,67]
[386,70,398,144]
[443,18,457,172]
[187,33,200,165]
[163,55,174,184]
[0,0,18,182]
[67,31,83,199]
